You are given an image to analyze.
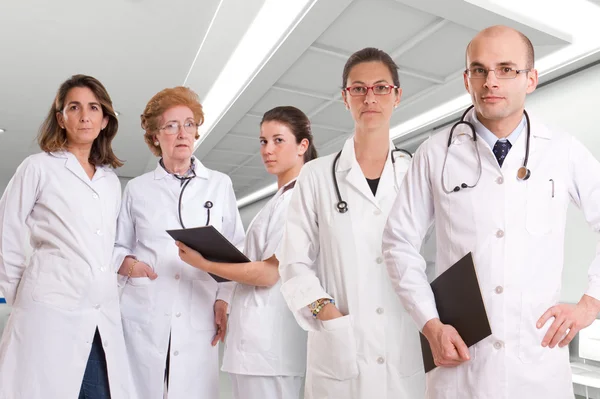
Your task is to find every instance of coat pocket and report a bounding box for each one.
[31,254,86,310]
[308,315,359,381]
[120,277,153,325]
[190,279,218,331]
[525,179,554,235]
[518,293,551,363]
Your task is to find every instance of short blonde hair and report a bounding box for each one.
[140,86,204,157]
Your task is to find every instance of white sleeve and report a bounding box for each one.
[0,158,40,305]
[279,166,330,331]
[113,183,135,288]
[216,176,245,304]
[382,140,439,331]
[566,136,600,301]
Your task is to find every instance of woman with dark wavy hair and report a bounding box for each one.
[0,74,135,399]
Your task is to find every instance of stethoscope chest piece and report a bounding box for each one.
[517,166,531,181]
[336,201,348,213]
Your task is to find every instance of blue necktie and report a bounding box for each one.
[493,140,512,167]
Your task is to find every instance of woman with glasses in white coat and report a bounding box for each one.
[177,106,316,399]
[277,48,426,399]
[0,75,136,399]
[113,86,245,399]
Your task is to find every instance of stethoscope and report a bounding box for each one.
[160,158,212,228]
[441,105,531,194]
[332,147,412,213]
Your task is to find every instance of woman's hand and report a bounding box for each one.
[117,256,158,279]
[176,241,210,271]
[212,299,228,346]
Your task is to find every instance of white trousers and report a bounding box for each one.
[229,373,304,399]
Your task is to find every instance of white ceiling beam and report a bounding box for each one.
[390,18,449,58]
[272,83,341,102]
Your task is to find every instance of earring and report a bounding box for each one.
[154,141,159,146]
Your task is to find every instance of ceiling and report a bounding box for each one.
[1,0,600,205]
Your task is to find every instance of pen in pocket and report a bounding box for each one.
[549,179,554,198]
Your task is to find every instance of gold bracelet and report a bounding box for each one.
[127,259,139,278]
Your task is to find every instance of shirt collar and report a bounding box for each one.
[471,111,527,149]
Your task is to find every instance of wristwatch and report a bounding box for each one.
[309,298,335,318]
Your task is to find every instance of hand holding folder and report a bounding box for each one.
[166,226,249,283]
[420,252,492,372]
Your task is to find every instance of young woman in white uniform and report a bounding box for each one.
[277,48,426,399]
[113,87,245,399]
[0,75,136,399]
[177,106,316,399]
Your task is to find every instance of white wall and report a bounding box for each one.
[523,63,600,304]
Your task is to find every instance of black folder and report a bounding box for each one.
[420,252,492,373]
[166,225,249,283]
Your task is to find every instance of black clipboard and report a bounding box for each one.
[420,252,492,372]
[166,225,249,283]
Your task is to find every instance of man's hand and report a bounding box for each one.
[538,294,600,348]
[422,318,470,367]
[212,299,228,346]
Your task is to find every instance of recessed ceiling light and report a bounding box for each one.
[0,128,5,134]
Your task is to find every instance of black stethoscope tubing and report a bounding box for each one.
[332,147,412,213]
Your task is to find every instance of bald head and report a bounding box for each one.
[466,25,534,69]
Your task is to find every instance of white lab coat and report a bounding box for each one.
[223,179,307,382]
[0,151,136,399]
[279,137,426,399]
[382,109,600,398]
[113,158,245,399]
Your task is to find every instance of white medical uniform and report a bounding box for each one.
[0,151,136,399]
[113,157,245,399]
[223,179,307,399]
[279,137,426,399]
[382,109,600,398]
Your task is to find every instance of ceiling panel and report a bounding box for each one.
[310,101,355,130]
[315,0,438,53]
[397,22,477,78]
[277,48,347,95]
[214,134,259,155]
[312,125,346,147]
[200,160,239,175]
[229,114,263,137]
[202,149,254,165]
[398,74,436,99]
[251,87,326,115]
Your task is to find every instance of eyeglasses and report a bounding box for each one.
[465,67,530,79]
[344,84,398,97]
[159,119,199,135]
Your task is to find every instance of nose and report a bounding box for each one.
[79,108,90,122]
[363,87,377,104]
[263,141,274,155]
[176,124,187,138]
[484,70,499,89]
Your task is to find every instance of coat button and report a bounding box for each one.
[92,193,99,199]
[94,304,101,310]
[96,230,102,236]
[103,340,109,348]
[376,308,384,315]
[495,286,504,294]
[376,257,383,264]
[176,312,181,318]
[100,267,106,272]
[373,209,382,216]
[496,229,504,238]
[175,274,180,280]
[496,177,504,184]
[377,357,385,364]
[493,341,503,350]
[173,350,179,356]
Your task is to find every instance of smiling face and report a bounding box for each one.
[154,105,197,163]
[464,27,538,125]
[342,61,401,133]
[56,86,108,147]
[259,120,307,177]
